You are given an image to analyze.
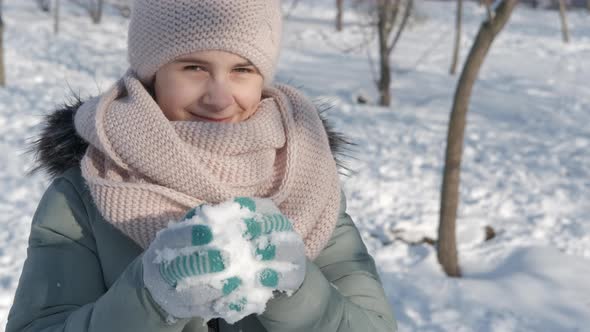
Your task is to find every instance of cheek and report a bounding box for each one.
[236,85,263,112]
[157,78,196,109]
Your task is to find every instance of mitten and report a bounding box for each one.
[142,198,306,324]
[206,197,307,320]
[142,204,243,321]
[234,197,307,293]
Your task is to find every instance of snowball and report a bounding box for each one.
[156,200,298,324]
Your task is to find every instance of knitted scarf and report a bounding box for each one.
[74,72,340,259]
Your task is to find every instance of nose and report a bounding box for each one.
[202,79,233,112]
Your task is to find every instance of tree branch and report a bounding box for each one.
[387,0,413,55]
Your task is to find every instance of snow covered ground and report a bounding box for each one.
[1,0,589,331]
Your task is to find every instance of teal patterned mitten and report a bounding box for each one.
[233,197,307,292]
[142,198,306,323]
[207,197,307,319]
[142,205,240,320]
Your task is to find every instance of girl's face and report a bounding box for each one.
[154,50,264,123]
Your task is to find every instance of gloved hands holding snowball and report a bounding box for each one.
[142,197,306,324]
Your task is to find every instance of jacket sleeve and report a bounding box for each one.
[258,192,397,331]
[5,176,190,332]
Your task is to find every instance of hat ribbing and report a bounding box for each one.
[128,0,283,84]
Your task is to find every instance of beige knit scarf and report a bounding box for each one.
[74,72,340,259]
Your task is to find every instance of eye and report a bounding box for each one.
[183,65,205,72]
[233,67,255,74]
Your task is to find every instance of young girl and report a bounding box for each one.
[6,1,397,331]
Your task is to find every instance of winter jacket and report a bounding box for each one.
[5,102,397,332]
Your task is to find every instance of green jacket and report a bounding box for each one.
[6,167,396,332]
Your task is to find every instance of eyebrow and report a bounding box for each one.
[174,56,254,67]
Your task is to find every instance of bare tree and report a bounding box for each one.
[112,0,130,18]
[89,0,104,24]
[450,0,463,75]
[0,0,5,87]
[336,0,344,31]
[283,0,302,20]
[557,0,570,43]
[374,0,413,106]
[70,0,105,23]
[53,0,60,34]
[376,1,398,107]
[438,0,518,278]
[36,0,51,12]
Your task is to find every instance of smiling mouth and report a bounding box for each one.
[190,113,233,122]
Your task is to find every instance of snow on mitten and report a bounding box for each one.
[142,204,245,321]
[143,198,306,324]
[234,197,307,293]
[207,197,307,320]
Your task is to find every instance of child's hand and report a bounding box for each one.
[141,198,306,323]
[142,208,243,321]
[233,197,307,293]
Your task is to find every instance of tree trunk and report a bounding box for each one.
[375,0,411,107]
[372,0,412,107]
[53,0,59,34]
[388,0,413,54]
[0,0,5,87]
[284,0,301,20]
[558,0,570,43]
[91,0,103,24]
[378,45,392,106]
[377,1,397,107]
[377,21,392,106]
[438,0,518,278]
[336,0,344,31]
[450,0,463,75]
[37,0,50,12]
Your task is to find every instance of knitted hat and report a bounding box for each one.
[127,0,283,84]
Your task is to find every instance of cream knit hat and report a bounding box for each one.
[127,0,283,84]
